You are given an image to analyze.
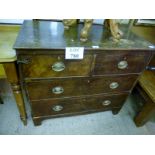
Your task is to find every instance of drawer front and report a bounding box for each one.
[26,75,137,100]
[31,93,128,117]
[19,54,93,78]
[94,51,151,75]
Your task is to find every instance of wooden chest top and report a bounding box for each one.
[14,20,154,51]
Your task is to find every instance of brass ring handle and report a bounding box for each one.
[109,82,119,89]
[102,100,111,106]
[118,60,128,69]
[52,105,63,112]
[52,86,64,94]
[52,62,65,72]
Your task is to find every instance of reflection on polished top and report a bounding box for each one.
[14,20,155,50]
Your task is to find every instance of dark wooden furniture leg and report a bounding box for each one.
[135,102,155,127]
[0,95,3,104]
[33,117,42,126]
[3,62,27,125]
[112,107,122,115]
[134,84,155,127]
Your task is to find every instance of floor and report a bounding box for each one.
[0,79,155,135]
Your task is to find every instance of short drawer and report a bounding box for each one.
[31,93,128,117]
[94,50,151,75]
[26,75,137,100]
[18,54,93,78]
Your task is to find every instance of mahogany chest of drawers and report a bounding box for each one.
[14,20,154,125]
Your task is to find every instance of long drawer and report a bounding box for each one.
[31,93,128,117]
[18,50,150,79]
[25,75,137,100]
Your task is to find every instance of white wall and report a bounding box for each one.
[0,19,24,24]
